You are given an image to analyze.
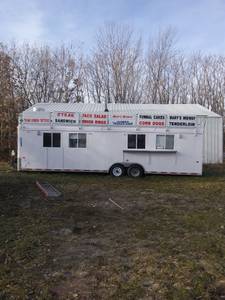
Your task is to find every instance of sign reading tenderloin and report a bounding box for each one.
[138,114,166,127]
[169,116,196,127]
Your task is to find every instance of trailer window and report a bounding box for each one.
[43,133,51,147]
[166,135,174,149]
[128,134,145,149]
[43,132,61,147]
[53,133,61,147]
[128,134,136,149]
[137,135,145,149]
[156,135,174,150]
[78,133,86,148]
[69,133,86,148]
[69,133,78,148]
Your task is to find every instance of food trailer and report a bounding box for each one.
[17,103,222,177]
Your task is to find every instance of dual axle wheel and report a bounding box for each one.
[110,164,144,178]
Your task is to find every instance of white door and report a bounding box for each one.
[21,130,48,170]
[47,148,64,169]
[44,132,64,170]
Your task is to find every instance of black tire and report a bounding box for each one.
[110,164,126,177]
[127,164,144,178]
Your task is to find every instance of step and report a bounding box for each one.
[36,181,62,197]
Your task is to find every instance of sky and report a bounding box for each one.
[0,0,225,54]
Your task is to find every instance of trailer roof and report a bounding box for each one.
[25,103,220,117]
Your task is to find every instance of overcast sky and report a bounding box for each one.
[0,0,225,54]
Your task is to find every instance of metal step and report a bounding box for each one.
[36,181,62,197]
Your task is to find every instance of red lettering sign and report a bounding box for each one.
[152,121,164,126]
[82,113,92,118]
[82,119,93,124]
[57,112,75,118]
[24,118,50,123]
[112,115,133,119]
[94,114,107,118]
[139,121,165,127]
[95,120,108,124]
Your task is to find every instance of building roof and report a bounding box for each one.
[24,103,220,117]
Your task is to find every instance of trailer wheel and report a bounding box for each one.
[110,164,126,177]
[127,165,144,178]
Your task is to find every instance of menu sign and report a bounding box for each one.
[169,115,196,127]
[109,114,136,126]
[81,113,108,125]
[53,111,78,125]
[138,114,165,127]
[23,112,50,124]
[23,118,50,123]
[23,110,197,129]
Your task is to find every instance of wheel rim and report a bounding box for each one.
[130,167,140,177]
[112,167,123,177]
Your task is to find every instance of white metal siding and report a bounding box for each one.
[202,117,223,164]
[18,127,203,175]
[22,103,223,165]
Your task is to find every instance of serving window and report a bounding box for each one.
[156,135,174,150]
[69,133,87,148]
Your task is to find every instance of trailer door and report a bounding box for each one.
[43,132,64,170]
[21,130,48,170]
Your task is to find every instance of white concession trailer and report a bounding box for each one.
[17,103,223,177]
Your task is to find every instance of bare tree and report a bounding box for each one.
[1,24,225,158]
[10,43,85,105]
[188,53,225,115]
[145,28,180,104]
[0,45,20,157]
[86,23,144,104]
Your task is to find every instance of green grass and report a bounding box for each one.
[0,163,225,299]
